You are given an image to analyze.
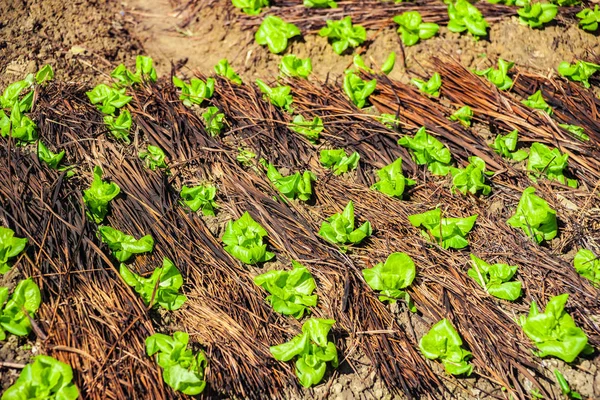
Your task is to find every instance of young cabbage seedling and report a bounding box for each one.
[0,278,41,340]
[320,149,360,175]
[111,55,158,87]
[450,156,493,196]
[279,55,312,79]
[146,331,207,395]
[139,145,168,171]
[270,318,338,387]
[519,294,593,363]
[573,249,600,286]
[398,126,453,176]
[254,261,318,318]
[490,130,529,161]
[474,58,514,90]
[506,186,557,244]
[37,141,65,169]
[103,109,132,143]
[172,76,215,107]
[362,252,417,311]
[232,0,269,15]
[214,59,243,84]
[449,105,473,127]
[1,355,79,400]
[319,201,372,249]
[222,212,275,264]
[343,71,377,109]
[468,254,522,301]
[0,227,27,274]
[408,208,478,250]
[202,106,225,136]
[518,1,558,28]
[255,15,301,54]
[419,318,473,376]
[180,185,218,216]
[256,79,294,112]
[393,11,439,46]
[521,90,553,115]
[557,60,600,88]
[289,115,323,142]
[577,5,600,31]
[411,72,442,97]
[319,17,366,55]
[371,157,415,199]
[264,162,316,201]
[304,0,337,8]
[447,0,489,38]
[527,142,577,188]
[98,226,154,262]
[86,84,132,115]
[83,166,120,224]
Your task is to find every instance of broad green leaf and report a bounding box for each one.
[83,166,120,223]
[557,60,600,89]
[521,90,553,115]
[37,141,65,169]
[490,130,529,161]
[35,65,54,85]
[474,58,514,90]
[304,0,337,8]
[411,73,442,97]
[222,212,274,264]
[558,124,589,142]
[172,76,215,107]
[139,145,168,171]
[408,208,477,249]
[319,16,366,55]
[319,201,372,248]
[419,318,473,376]
[319,149,360,175]
[256,79,294,112]
[343,71,376,109]
[507,187,558,244]
[371,157,415,199]
[468,254,522,301]
[202,106,225,136]
[576,6,600,32]
[180,184,218,216]
[449,105,473,127]
[265,163,316,201]
[450,156,492,196]
[0,279,41,340]
[573,249,600,285]
[0,227,28,274]
[99,226,154,262]
[86,84,132,115]
[289,115,323,142]
[518,2,558,28]
[279,55,312,78]
[447,0,489,38]
[527,142,577,187]
[214,59,242,84]
[255,15,301,54]
[363,252,416,308]
[232,0,269,15]
[398,126,452,175]
[103,109,132,143]
[393,11,439,46]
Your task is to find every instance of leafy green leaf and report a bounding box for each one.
[343,71,377,109]
[35,65,54,85]
[121,258,187,310]
[371,157,415,199]
[172,77,215,107]
[450,156,492,196]
[135,55,158,83]
[202,106,225,136]
[0,279,41,340]
[573,249,600,286]
[411,72,442,97]
[232,0,269,15]
[468,254,522,301]
[474,58,514,90]
[37,141,65,169]
[408,208,477,249]
[558,60,600,88]
[554,369,583,399]
[527,142,577,187]
[0,73,34,110]
[320,149,360,175]
[319,16,366,55]
[558,124,589,142]
[0,227,28,274]
[0,104,38,144]
[393,11,439,46]
[419,318,473,376]
[222,212,274,264]
[237,148,256,166]
[518,2,558,28]
[99,226,154,262]
[377,113,399,129]
[289,115,323,142]
[381,52,396,75]
[521,90,553,115]
[490,129,529,161]
[447,0,489,38]
[214,59,243,84]
[83,166,120,223]
[304,0,337,8]
[279,55,312,78]
[506,186,557,244]
[449,105,473,127]
[103,109,132,143]
[576,5,600,32]
[256,79,294,112]
[397,126,453,175]
[86,84,132,115]
[139,145,168,171]
[180,184,218,216]
[319,201,372,248]
[363,252,416,308]
[265,163,316,201]
[255,15,301,54]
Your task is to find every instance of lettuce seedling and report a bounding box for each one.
[237,148,257,167]
[343,71,377,109]
[0,278,41,340]
[0,227,28,274]
[518,2,558,28]
[450,156,493,196]
[256,79,294,112]
[83,166,121,223]
[214,59,242,84]
[319,17,366,55]
[521,90,553,115]
[86,84,132,115]
[371,157,415,199]
[490,130,529,161]
[172,77,215,108]
[1,355,79,400]
[232,0,269,16]
[254,261,317,318]
[255,15,301,54]
[577,6,600,31]
[573,249,600,286]
[111,55,158,87]
[202,106,225,136]
[393,11,439,46]
[558,124,589,142]
[554,369,583,400]
[37,141,65,170]
[527,142,577,187]
[558,60,600,89]
[180,184,218,216]
[320,149,360,175]
[270,318,338,387]
[279,55,312,78]
[378,113,399,129]
[289,115,323,142]
[507,187,557,244]
[398,127,453,175]
[103,109,132,143]
[362,252,416,310]
[0,104,38,144]
[409,208,477,249]
[120,258,187,310]
[0,73,34,111]
[411,73,442,97]
[139,145,168,171]
[474,58,514,90]
[468,254,522,301]
[99,226,154,262]
[351,54,374,74]
[447,0,489,38]
[381,52,396,75]
[222,212,274,264]
[304,0,337,7]
[449,105,473,127]
[419,319,473,376]
[319,201,372,249]
[35,64,54,85]
[519,294,592,362]
[265,163,316,201]
[146,331,207,395]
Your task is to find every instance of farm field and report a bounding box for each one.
[0,0,599,399]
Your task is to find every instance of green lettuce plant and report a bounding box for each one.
[507,187,557,244]
[320,149,360,175]
[450,156,493,196]
[172,77,215,107]
[519,294,592,362]
[319,201,372,249]
[37,142,65,169]
[378,113,399,129]
[521,90,553,115]
[554,369,583,400]
[447,0,489,38]
[35,64,54,85]
[527,142,577,187]
[419,318,473,376]
[120,258,187,310]
[490,130,529,161]
[222,212,274,264]
[103,109,132,143]
[343,71,377,109]
[362,252,416,310]
[86,84,132,115]
[573,249,600,286]
[279,55,312,78]
[398,127,453,175]
[304,0,337,7]
[558,60,600,88]
[254,261,317,318]
[393,11,439,46]
[0,278,41,340]
[409,208,477,249]
[351,54,374,74]
[518,2,558,28]
[289,115,323,142]
[255,15,301,54]
[237,148,256,167]
[381,52,396,75]
[83,166,120,223]
[270,318,338,387]
[214,59,242,84]
[98,226,154,262]
[0,227,27,274]
[577,6,600,31]
[0,105,37,144]
[468,254,522,301]
[411,73,442,97]
[111,55,158,87]
[474,58,514,90]
[449,105,473,127]
[265,163,316,201]
[319,17,366,55]
[139,145,168,171]
[256,79,294,112]
[0,73,34,111]
[202,106,225,136]
[180,185,218,216]
[1,355,79,400]
[371,157,415,199]
[559,124,588,142]
[146,331,207,395]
